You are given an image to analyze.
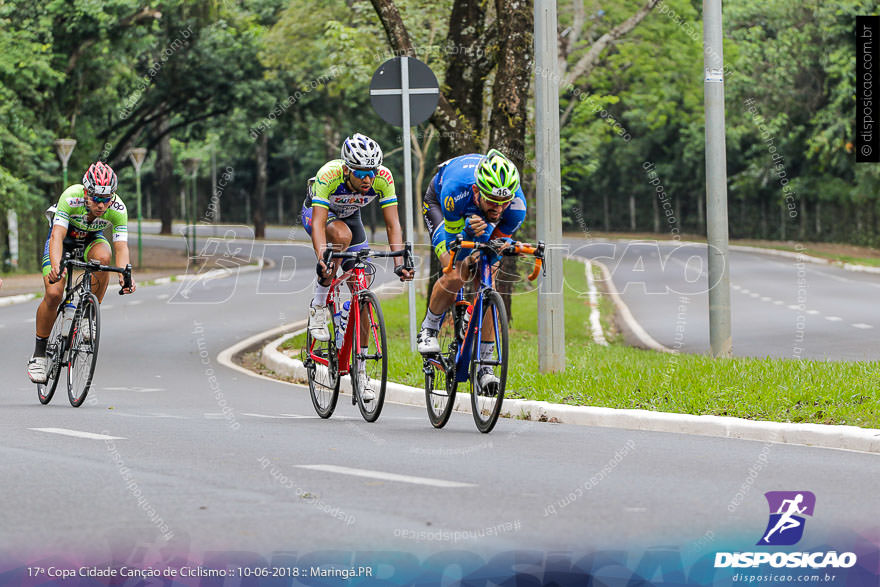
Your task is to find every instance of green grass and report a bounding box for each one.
[281,260,880,429]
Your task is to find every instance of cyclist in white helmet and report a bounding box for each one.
[300,133,413,400]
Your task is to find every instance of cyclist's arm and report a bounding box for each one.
[311,205,330,260]
[380,204,405,259]
[112,240,136,292]
[47,225,67,279]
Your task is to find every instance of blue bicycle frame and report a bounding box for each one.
[452,250,504,383]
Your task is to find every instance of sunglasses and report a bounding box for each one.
[88,193,115,204]
[351,169,376,179]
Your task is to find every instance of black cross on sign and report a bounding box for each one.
[370,57,440,127]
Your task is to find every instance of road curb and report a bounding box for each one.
[252,326,880,454]
[590,259,673,353]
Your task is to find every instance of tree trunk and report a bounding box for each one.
[156,113,174,235]
[629,194,636,231]
[697,193,705,235]
[253,133,268,239]
[760,197,767,239]
[780,200,786,241]
[799,196,806,240]
[652,191,660,233]
[489,0,533,323]
[603,191,610,231]
[815,200,821,236]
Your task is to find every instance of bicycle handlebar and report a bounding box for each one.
[443,235,545,281]
[49,256,133,294]
[327,242,414,272]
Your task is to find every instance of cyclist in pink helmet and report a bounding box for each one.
[27,161,136,383]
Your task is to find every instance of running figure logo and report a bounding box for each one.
[758,491,816,546]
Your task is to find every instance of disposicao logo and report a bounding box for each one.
[759,491,815,546]
[714,491,857,570]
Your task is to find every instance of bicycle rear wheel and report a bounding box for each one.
[37,307,67,405]
[424,308,459,428]
[350,291,387,422]
[68,293,101,407]
[305,307,340,418]
[470,290,508,433]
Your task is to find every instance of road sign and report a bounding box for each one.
[370,57,440,350]
[370,57,439,126]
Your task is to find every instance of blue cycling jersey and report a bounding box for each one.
[430,154,527,256]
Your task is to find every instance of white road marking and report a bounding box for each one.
[760,297,771,302]
[773,300,784,305]
[825,316,842,322]
[740,288,751,294]
[787,304,804,311]
[102,305,113,310]
[243,412,315,419]
[157,294,169,300]
[806,310,820,315]
[749,293,760,298]
[29,428,124,440]
[852,323,873,329]
[127,300,143,306]
[296,464,477,488]
[584,261,608,346]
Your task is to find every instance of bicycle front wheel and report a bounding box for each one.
[37,307,67,405]
[351,291,387,422]
[470,290,508,433]
[424,308,459,428]
[68,293,101,407]
[305,311,340,418]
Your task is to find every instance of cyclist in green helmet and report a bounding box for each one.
[417,149,526,389]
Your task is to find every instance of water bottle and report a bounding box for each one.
[62,301,76,334]
[334,300,351,348]
[459,303,473,340]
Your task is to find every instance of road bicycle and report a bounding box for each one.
[38,251,133,407]
[422,235,544,433]
[303,244,413,422]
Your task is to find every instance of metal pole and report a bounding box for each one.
[703,0,732,357]
[534,0,565,372]
[401,57,417,352]
[129,148,147,269]
[191,171,197,258]
[62,164,68,188]
[211,145,218,236]
[136,171,143,268]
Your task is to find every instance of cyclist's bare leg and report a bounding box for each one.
[88,242,112,302]
[322,220,352,287]
[35,276,66,338]
[427,251,474,316]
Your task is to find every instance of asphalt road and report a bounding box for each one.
[569,239,880,361]
[1,235,877,573]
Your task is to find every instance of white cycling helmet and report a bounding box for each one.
[341,133,383,170]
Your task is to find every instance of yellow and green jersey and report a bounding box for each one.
[308,159,396,218]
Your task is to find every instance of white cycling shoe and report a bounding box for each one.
[78,317,92,343]
[417,327,440,354]
[27,356,48,384]
[308,305,330,342]
[478,367,500,394]
[357,371,375,402]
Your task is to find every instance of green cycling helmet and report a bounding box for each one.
[475,149,520,203]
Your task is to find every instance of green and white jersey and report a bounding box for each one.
[52,184,128,242]
[308,160,397,218]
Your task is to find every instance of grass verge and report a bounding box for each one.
[281,259,880,428]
